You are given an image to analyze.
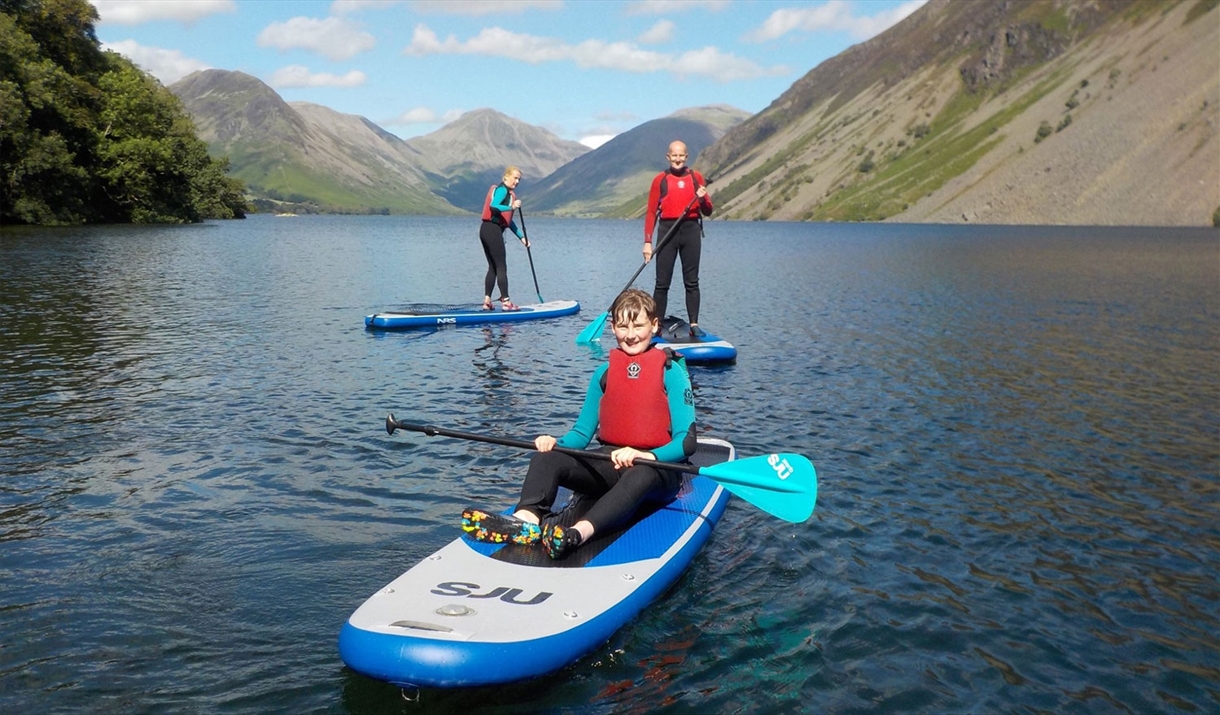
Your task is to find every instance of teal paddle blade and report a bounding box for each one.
[575,310,608,344]
[698,453,817,523]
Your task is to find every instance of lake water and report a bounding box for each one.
[1,216,1217,714]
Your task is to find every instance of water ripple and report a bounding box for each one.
[1,219,1217,713]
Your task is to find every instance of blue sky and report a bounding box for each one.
[90,0,926,147]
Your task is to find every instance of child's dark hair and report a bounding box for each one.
[609,288,657,325]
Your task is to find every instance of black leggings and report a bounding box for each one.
[652,219,702,323]
[480,220,509,299]
[515,450,681,533]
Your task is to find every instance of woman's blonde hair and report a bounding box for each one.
[503,166,521,181]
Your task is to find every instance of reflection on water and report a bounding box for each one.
[1,217,1217,714]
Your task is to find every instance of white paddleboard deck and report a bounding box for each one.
[339,438,734,687]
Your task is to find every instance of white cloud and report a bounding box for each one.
[389,107,465,124]
[257,17,376,61]
[672,45,784,81]
[638,20,674,44]
[411,0,563,16]
[330,0,407,14]
[91,0,236,25]
[580,134,616,149]
[745,0,927,42]
[405,25,785,81]
[102,39,210,84]
[624,0,728,16]
[270,65,367,88]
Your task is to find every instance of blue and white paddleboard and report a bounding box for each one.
[652,316,737,364]
[365,299,580,330]
[338,438,734,688]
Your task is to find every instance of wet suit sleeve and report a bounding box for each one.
[651,361,697,463]
[490,186,523,238]
[693,171,713,217]
[643,173,664,242]
[555,363,609,451]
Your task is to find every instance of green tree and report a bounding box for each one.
[189,154,248,220]
[93,53,245,222]
[0,7,96,223]
[1,0,246,225]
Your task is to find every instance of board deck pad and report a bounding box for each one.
[365,299,579,330]
[338,438,734,687]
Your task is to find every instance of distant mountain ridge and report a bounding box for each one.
[169,71,591,215]
[169,0,1217,226]
[171,70,455,215]
[170,70,748,218]
[402,108,590,213]
[528,105,750,217]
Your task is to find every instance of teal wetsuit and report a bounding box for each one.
[480,184,523,301]
[515,348,696,532]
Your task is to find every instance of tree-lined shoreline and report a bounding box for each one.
[1,0,247,226]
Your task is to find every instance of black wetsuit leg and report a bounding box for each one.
[480,221,509,299]
[515,450,680,532]
[652,219,681,319]
[676,221,702,325]
[579,464,680,532]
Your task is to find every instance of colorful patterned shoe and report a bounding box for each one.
[461,507,541,545]
[542,523,584,560]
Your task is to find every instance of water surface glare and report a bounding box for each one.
[1,216,1217,714]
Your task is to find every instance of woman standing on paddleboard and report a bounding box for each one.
[479,166,529,311]
[463,289,697,558]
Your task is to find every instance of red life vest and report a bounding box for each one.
[597,347,672,449]
[656,169,705,220]
[481,183,515,228]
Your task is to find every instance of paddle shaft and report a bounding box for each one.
[516,208,543,302]
[386,413,817,522]
[388,414,703,476]
[618,191,703,301]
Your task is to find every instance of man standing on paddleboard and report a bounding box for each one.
[643,141,713,337]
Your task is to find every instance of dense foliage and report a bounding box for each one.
[0,0,247,225]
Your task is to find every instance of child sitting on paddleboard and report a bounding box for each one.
[463,288,696,559]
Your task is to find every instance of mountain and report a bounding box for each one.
[698,0,1219,226]
[403,108,590,212]
[170,70,458,215]
[526,105,750,217]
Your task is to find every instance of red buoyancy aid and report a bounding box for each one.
[481,183,515,228]
[597,347,672,449]
[657,169,706,220]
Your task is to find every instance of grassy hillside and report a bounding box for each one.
[700,0,1219,226]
